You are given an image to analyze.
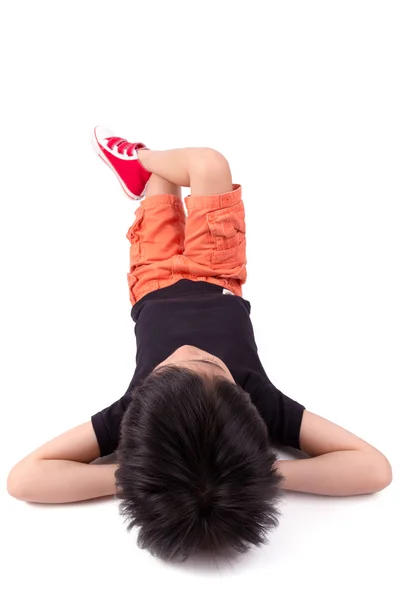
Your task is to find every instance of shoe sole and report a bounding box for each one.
[91,128,145,201]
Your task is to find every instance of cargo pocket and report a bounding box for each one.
[126,206,144,263]
[207,203,246,268]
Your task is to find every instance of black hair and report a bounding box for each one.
[115,366,283,561]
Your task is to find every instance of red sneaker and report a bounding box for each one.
[92,126,151,200]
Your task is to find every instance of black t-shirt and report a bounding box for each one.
[91,280,305,456]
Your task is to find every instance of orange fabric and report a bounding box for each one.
[126,184,247,304]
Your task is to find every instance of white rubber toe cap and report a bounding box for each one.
[93,125,115,153]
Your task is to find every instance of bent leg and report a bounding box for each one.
[138,147,232,196]
[183,183,247,296]
[126,174,185,304]
[136,147,246,296]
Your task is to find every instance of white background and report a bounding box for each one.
[1,1,399,598]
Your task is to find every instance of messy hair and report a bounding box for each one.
[115,366,282,561]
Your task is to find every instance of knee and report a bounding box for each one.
[193,148,231,178]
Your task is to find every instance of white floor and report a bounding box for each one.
[1,2,399,599]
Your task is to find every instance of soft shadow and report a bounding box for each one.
[91,453,117,465]
[27,495,116,510]
[274,444,308,460]
[282,489,379,503]
[159,546,251,575]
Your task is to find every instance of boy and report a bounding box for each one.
[8,127,392,561]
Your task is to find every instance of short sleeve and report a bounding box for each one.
[244,373,305,449]
[91,379,135,456]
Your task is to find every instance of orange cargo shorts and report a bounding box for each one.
[126,184,247,304]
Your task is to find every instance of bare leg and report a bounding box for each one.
[145,173,182,200]
[138,148,232,196]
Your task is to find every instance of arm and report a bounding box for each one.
[276,411,392,496]
[7,422,117,504]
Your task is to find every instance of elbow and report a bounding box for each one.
[7,469,23,500]
[368,453,393,493]
[7,462,35,501]
[7,466,25,500]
